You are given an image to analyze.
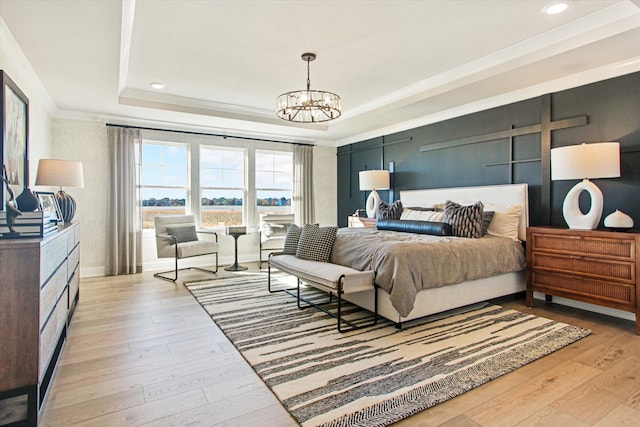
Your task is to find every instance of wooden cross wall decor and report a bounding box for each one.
[419,94,588,223]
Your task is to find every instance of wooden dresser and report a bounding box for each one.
[526,226,639,334]
[347,216,377,228]
[0,223,80,426]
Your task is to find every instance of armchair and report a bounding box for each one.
[153,215,219,282]
[259,213,295,268]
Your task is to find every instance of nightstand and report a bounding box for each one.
[526,226,639,334]
[348,216,377,228]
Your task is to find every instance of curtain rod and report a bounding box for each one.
[105,123,314,146]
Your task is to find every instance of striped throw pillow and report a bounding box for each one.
[377,200,403,220]
[443,200,484,238]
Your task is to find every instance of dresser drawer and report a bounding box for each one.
[531,252,635,283]
[39,288,68,379]
[68,224,80,253]
[67,244,80,281]
[40,235,68,285]
[40,264,67,328]
[530,233,634,260]
[68,266,80,305]
[531,270,636,308]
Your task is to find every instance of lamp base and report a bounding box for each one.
[365,189,380,218]
[55,190,77,223]
[562,179,603,230]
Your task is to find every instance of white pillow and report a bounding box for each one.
[485,204,523,241]
[400,209,444,222]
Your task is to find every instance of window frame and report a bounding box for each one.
[138,138,293,232]
[199,145,247,228]
[138,140,190,230]
[255,149,293,217]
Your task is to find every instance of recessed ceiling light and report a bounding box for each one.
[543,2,570,15]
[150,82,165,89]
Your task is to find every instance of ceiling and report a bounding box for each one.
[1,0,639,146]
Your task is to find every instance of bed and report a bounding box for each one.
[331,183,529,325]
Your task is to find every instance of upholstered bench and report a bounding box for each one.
[268,253,377,332]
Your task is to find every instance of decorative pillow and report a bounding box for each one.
[283,224,302,254]
[484,204,523,241]
[443,200,484,238]
[295,224,338,262]
[401,208,445,222]
[166,225,198,243]
[376,219,451,236]
[377,200,403,220]
[481,211,495,236]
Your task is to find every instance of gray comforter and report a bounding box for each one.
[329,227,525,317]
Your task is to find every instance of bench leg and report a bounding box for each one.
[296,278,331,309]
[337,280,378,333]
[294,275,379,333]
[268,257,299,295]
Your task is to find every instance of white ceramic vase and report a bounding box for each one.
[604,210,634,229]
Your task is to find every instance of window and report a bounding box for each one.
[256,150,292,216]
[200,147,245,226]
[138,138,293,230]
[139,142,188,229]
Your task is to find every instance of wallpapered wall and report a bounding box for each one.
[51,119,109,276]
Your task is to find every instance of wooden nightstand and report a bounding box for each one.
[348,216,377,228]
[526,226,639,334]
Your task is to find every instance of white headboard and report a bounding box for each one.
[400,183,529,241]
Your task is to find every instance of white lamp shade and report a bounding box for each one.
[35,159,85,188]
[551,142,620,180]
[551,142,620,230]
[359,170,390,191]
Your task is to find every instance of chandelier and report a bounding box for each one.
[276,53,341,123]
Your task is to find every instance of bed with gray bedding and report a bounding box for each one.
[330,227,525,317]
[332,183,530,325]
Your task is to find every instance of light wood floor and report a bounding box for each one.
[40,263,640,426]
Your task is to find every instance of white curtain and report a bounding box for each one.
[292,144,315,225]
[106,127,143,275]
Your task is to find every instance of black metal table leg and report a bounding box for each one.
[225,232,247,271]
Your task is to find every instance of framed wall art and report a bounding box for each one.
[35,191,62,223]
[1,70,29,211]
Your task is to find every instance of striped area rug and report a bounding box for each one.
[184,273,590,427]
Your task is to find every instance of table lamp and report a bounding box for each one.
[35,159,85,223]
[551,142,620,230]
[359,170,390,218]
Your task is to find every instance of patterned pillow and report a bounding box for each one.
[283,224,302,254]
[166,225,198,243]
[481,211,495,236]
[443,200,484,238]
[377,200,403,220]
[295,224,338,262]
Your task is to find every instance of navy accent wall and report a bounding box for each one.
[337,72,640,229]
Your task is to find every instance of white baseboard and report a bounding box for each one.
[80,266,106,278]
